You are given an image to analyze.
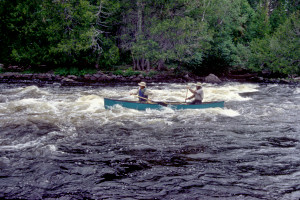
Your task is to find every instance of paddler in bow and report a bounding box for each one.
[130,81,152,103]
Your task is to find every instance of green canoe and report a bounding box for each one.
[104,98,224,111]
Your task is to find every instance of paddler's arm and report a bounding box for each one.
[187,86,196,94]
[186,94,195,100]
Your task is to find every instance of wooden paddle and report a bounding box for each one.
[185,87,189,103]
[133,95,168,106]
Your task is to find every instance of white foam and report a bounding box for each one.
[0,137,45,151]
[16,85,49,96]
[7,98,57,114]
[76,95,104,112]
[294,88,300,95]
[141,83,259,103]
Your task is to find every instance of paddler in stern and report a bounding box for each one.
[185,82,204,104]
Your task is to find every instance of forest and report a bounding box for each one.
[0,0,299,77]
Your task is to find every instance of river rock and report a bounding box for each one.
[184,74,193,81]
[22,74,33,80]
[94,74,105,81]
[110,74,118,80]
[131,77,141,82]
[90,75,97,81]
[294,77,300,81]
[67,75,78,80]
[84,74,92,81]
[204,74,222,83]
[6,65,23,71]
[61,78,75,83]
[37,73,52,81]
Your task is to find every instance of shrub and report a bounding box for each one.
[54,67,97,76]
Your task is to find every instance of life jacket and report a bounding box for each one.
[138,88,148,101]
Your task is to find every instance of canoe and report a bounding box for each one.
[104,98,224,111]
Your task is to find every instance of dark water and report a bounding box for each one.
[0,83,299,199]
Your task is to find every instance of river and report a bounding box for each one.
[0,82,299,199]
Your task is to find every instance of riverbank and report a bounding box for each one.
[0,71,299,86]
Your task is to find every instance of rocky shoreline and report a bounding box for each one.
[0,71,299,86]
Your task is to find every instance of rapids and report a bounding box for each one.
[0,82,299,199]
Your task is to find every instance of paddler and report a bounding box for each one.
[130,81,151,102]
[185,82,204,104]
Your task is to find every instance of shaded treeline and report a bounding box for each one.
[0,0,299,76]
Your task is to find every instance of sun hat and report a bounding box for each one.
[138,81,146,87]
[196,82,202,86]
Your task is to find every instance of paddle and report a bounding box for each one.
[185,87,189,103]
[133,95,168,106]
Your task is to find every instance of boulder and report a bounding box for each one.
[96,75,107,81]
[84,74,92,80]
[7,65,22,71]
[294,77,300,81]
[93,73,104,79]
[61,78,75,83]
[131,77,141,82]
[22,74,33,80]
[184,74,193,81]
[204,74,222,83]
[37,73,52,81]
[67,75,78,80]
[110,74,118,80]
[89,75,97,81]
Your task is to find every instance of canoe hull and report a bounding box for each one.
[104,98,224,111]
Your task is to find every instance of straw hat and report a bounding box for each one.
[196,82,202,86]
[138,81,146,87]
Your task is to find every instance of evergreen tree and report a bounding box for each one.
[0,0,120,69]
[119,0,211,71]
[249,12,300,76]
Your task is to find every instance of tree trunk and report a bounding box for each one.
[136,59,141,70]
[266,0,271,16]
[202,0,211,22]
[140,57,145,70]
[93,0,104,69]
[95,53,101,69]
[146,59,150,71]
[132,54,137,70]
[157,59,165,71]
[137,0,143,37]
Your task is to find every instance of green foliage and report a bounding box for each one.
[112,67,141,77]
[0,0,298,77]
[196,0,255,73]
[123,67,140,77]
[54,67,97,76]
[100,40,120,68]
[248,12,300,75]
[131,39,160,62]
[120,0,212,69]
[270,3,288,32]
[147,70,158,77]
[0,0,120,69]
[246,1,271,40]
[112,69,124,76]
